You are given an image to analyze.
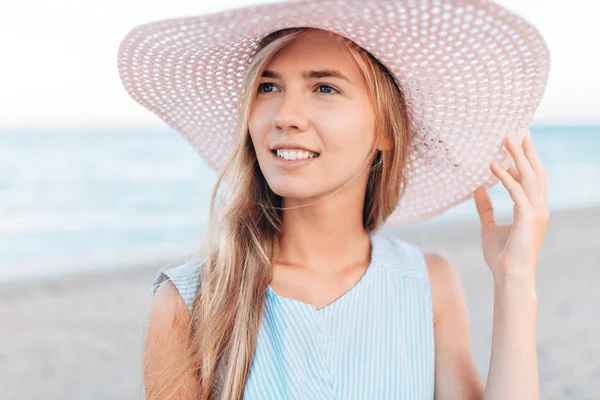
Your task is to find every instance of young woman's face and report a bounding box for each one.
[248,29,377,205]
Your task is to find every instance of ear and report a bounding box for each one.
[376,135,393,151]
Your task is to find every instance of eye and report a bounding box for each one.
[317,84,339,94]
[257,82,280,93]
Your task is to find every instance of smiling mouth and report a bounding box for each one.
[271,149,320,161]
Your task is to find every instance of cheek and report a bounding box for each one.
[248,114,265,140]
[248,107,272,154]
[317,104,375,157]
[250,96,275,126]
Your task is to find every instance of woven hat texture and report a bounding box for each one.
[117,0,551,227]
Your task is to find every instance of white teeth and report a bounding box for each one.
[275,149,319,160]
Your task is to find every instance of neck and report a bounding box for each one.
[277,192,372,274]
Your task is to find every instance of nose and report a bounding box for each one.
[273,92,309,133]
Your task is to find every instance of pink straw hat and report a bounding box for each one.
[117,0,551,227]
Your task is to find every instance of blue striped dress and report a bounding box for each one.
[152,233,435,399]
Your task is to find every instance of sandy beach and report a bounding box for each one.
[1,206,598,400]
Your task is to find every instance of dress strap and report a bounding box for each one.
[152,259,201,313]
[376,235,430,281]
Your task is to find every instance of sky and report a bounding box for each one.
[0,0,598,130]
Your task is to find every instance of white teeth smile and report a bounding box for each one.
[275,149,319,160]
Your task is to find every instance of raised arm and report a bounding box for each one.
[473,134,548,399]
[483,273,538,399]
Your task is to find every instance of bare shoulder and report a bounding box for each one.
[145,279,199,399]
[422,251,465,325]
[149,278,192,326]
[422,251,485,397]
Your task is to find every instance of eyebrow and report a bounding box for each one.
[261,69,350,82]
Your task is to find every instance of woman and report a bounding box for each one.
[117,1,551,399]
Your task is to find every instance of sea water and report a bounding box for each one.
[1,126,598,281]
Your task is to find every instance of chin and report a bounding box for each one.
[267,180,320,202]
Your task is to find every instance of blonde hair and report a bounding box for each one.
[146,27,411,399]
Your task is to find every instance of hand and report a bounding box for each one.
[474,135,550,285]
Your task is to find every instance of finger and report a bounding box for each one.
[522,135,545,176]
[474,186,497,228]
[522,135,547,202]
[507,165,521,182]
[504,136,537,199]
[491,160,531,208]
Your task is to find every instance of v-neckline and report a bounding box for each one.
[266,234,379,313]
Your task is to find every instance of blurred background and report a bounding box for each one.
[0,0,598,399]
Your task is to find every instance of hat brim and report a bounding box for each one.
[117,0,550,227]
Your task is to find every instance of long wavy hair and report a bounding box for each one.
[146,27,412,399]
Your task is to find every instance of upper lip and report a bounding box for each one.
[270,143,320,153]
